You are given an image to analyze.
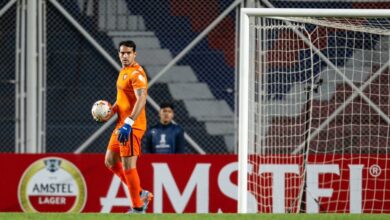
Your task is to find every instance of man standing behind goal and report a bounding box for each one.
[103,40,152,213]
[144,102,186,154]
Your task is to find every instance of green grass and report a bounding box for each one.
[0,213,389,220]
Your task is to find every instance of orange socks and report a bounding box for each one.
[108,161,127,184]
[108,163,143,208]
[124,168,143,208]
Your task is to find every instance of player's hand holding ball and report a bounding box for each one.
[91,100,112,123]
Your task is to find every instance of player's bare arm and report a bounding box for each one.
[111,102,118,113]
[128,88,147,120]
[107,102,118,119]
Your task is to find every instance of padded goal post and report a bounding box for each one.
[238,8,390,214]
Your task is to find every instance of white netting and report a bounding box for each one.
[243,15,390,213]
[282,17,390,35]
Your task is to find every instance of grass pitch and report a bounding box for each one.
[0,213,389,220]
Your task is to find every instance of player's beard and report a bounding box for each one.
[122,60,130,66]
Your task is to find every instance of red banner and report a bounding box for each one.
[0,153,388,213]
[249,155,390,213]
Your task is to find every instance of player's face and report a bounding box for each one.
[119,46,136,67]
[159,107,174,125]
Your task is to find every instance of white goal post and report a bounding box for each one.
[238,8,390,214]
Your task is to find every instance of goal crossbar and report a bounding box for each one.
[241,8,390,18]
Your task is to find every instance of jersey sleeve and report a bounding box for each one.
[131,69,147,90]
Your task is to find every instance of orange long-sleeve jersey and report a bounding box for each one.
[115,62,147,131]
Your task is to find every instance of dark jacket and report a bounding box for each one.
[144,122,185,153]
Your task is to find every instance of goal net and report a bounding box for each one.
[238,8,390,214]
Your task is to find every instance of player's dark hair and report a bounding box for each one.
[160,102,174,110]
[118,40,136,51]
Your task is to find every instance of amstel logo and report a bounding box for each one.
[18,157,87,212]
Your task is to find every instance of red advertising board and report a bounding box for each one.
[0,153,388,213]
[248,155,390,213]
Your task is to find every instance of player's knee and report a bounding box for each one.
[122,163,136,170]
[105,159,115,169]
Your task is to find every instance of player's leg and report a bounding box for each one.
[121,129,153,212]
[122,155,143,209]
[105,132,127,184]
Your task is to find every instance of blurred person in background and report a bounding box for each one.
[144,102,186,154]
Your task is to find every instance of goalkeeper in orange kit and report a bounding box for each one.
[102,40,152,213]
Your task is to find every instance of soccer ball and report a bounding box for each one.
[91,100,112,122]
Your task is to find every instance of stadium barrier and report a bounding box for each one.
[0,153,388,213]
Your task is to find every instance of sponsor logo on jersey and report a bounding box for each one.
[18,157,87,213]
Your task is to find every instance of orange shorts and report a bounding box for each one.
[107,128,145,157]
